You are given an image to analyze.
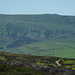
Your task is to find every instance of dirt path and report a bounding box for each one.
[55,59,61,66]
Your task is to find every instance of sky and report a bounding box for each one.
[0,0,75,16]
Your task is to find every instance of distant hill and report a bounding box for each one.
[0,14,75,58]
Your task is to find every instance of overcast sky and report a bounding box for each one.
[0,0,75,16]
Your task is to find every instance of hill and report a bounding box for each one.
[0,52,75,75]
[0,14,75,58]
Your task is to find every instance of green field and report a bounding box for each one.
[20,41,75,58]
[1,40,75,58]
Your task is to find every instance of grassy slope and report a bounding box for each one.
[0,52,75,71]
[2,40,75,58]
[0,14,75,58]
[0,64,45,75]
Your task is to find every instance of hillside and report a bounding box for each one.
[0,52,75,75]
[0,14,75,58]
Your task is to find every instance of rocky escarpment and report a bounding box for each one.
[0,61,75,75]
